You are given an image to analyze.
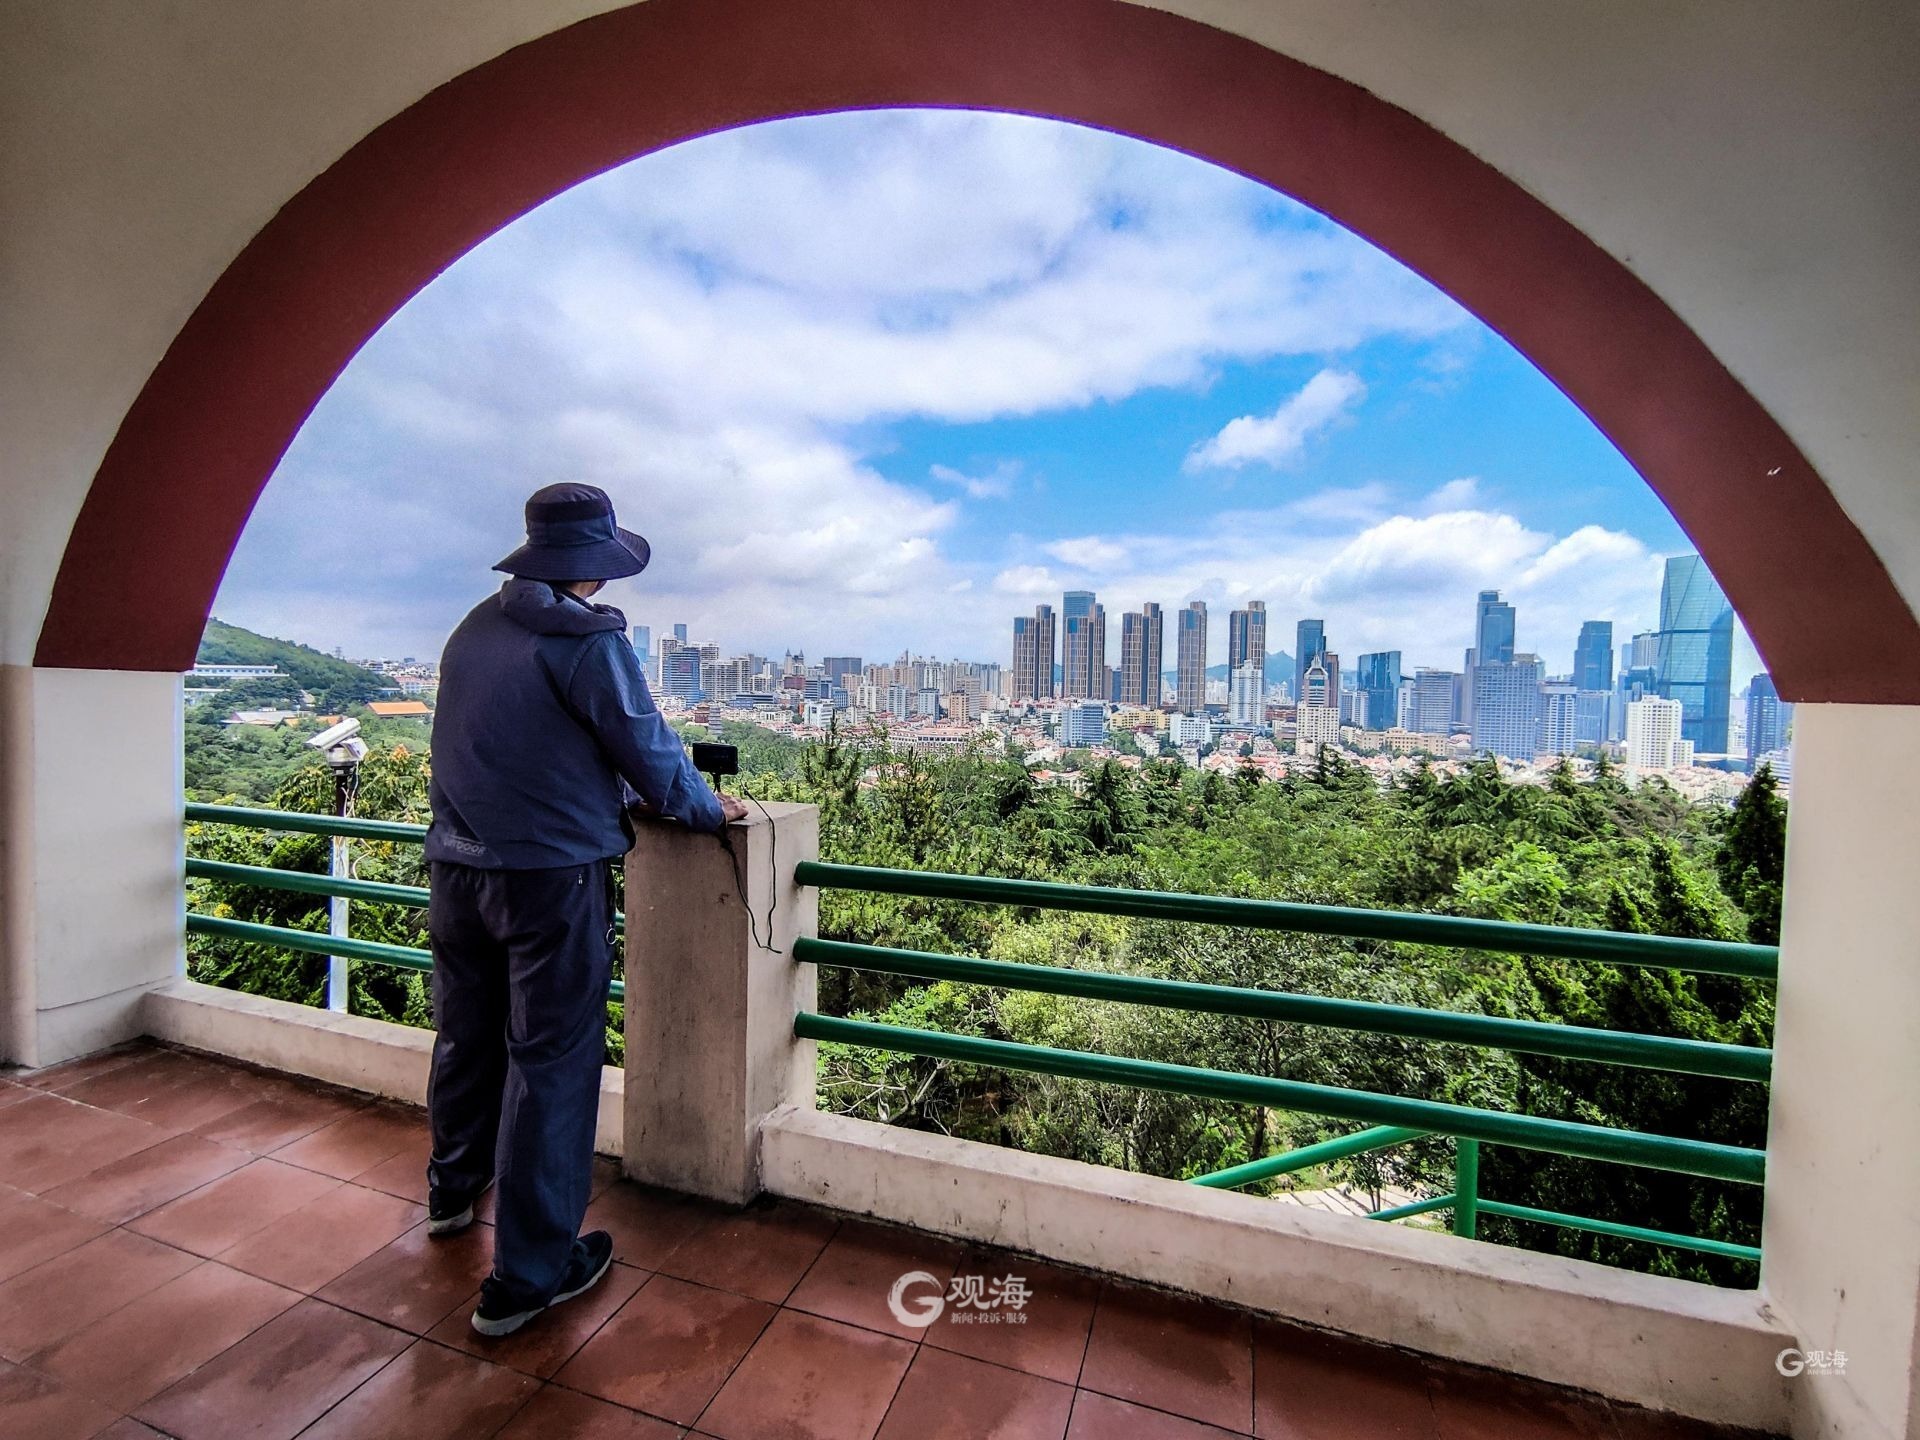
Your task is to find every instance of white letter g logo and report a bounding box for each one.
[888,1270,945,1328]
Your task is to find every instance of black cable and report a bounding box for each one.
[715,788,782,954]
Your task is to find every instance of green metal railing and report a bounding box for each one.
[182,804,625,1002]
[183,805,1772,1270]
[794,861,1773,1268]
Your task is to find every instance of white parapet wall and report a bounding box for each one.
[141,979,624,1156]
[761,1104,1794,1433]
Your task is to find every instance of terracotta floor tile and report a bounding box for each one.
[556,1274,775,1424]
[60,1051,257,1133]
[298,1337,539,1440]
[697,1308,915,1440]
[1067,1390,1252,1439]
[925,1250,1102,1385]
[41,1131,252,1224]
[217,1180,423,1292]
[317,1218,495,1333]
[497,1384,685,1439]
[354,1137,433,1203]
[191,1081,367,1153]
[429,1260,648,1378]
[0,1356,121,1440]
[1079,1283,1254,1434]
[0,1228,198,1361]
[98,1419,170,1439]
[590,1154,623,1199]
[0,1188,107,1282]
[654,1201,838,1304]
[1253,1321,1438,1439]
[127,1156,342,1256]
[19,1041,156,1092]
[135,1298,411,1440]
[785,1218,966,1339]
[0,1082,36,1111]
[272,1103,428,1179]
[30,1259,300,1411]
[1424,1365,1618,1439]
[0,1091,170,1193]
[583,1182,727,1270]
[876,1345,1075,1440]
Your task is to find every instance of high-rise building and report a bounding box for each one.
[1475,591,1516,666]
[1227,665,1264,726]
[1626,695,1685,772]
[1118,603,1164,708]
[1060,701,1108,748]
[1300,656,1332,709]
[661,646,703,703]
[1574,621,1613,692]
[1411,669,1457,734]
[1228,602,1268,678]
[1746,673,1792,762]
[1471,654,1543,760]
[1062,591,1107,699]
[1655,554,1734,754]
[1356,651,1402,730]
[1295,619,1326,706]
[630,625,651,669]
[822,656,863,686]
[1297,701,1341,751]
[1538,683,1580,756]
[1010,605,1057,701]
[672,623,689,645]
[1176,601,1208,713]
[1574,689,1612,746]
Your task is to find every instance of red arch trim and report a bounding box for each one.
[35,0,1920,701]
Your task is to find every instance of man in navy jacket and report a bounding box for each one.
[425,483,743,1337]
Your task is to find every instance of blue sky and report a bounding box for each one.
[217,109,1759,681]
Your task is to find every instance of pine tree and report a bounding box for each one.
[1717,764,1788,943]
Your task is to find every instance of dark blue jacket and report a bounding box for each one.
[426,579,724,868]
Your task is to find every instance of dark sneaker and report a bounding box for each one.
[427,1179,491,1237]
[470,1231,614,1338]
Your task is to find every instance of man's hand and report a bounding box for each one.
[719,794,750,824]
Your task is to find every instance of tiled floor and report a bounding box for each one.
[0,1041,1772,1440]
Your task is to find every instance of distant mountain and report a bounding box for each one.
[1197,653,1296,686]
[198,618,384,700]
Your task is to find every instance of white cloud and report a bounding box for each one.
[1183,369,1367,473]
[218,110,1475,662]
[1422,477,1481,512]
[1046,536,1131,570]
[930,462,1019,500]
[992,501,1668,676]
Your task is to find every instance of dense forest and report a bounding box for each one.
[184,715,1784,1288]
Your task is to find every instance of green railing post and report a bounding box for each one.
[1454,1138,1480,1239]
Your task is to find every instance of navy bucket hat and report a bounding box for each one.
[493,483,651,582]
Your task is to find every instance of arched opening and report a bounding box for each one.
[32,0,1920,701]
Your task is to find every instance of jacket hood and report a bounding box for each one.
[498,578,628,638]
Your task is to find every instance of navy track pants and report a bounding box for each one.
[426,858,615,1307]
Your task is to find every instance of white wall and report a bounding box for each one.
[0,668,185,1065]
[1763,704,1920,1440]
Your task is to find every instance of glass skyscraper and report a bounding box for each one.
[1061,590,1105,699]
[1574,620,1613,692]
[1474,591,1516,666]
[1294,618,1325,705]
[1356,651,1402,730]
[1655,555,1734,754]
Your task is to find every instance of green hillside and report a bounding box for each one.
[198,618,384,706]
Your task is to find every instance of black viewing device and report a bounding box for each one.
[692,742,739,791]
